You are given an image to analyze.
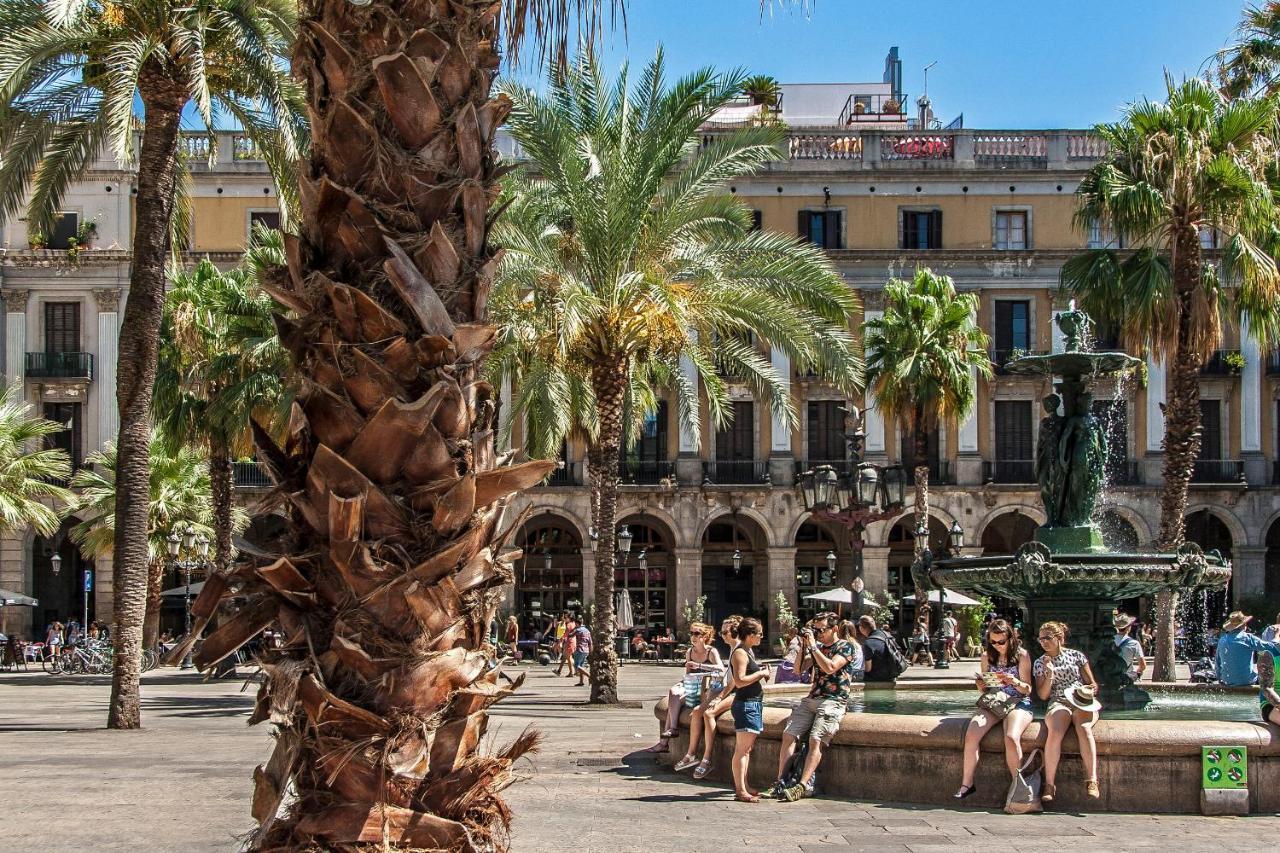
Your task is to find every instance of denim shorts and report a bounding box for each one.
[732,699,764,734]
[572,651,588,669]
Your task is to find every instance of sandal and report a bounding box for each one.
[672,755,698,772]
[692,759,712,779]
[953,784,978,800]
[643,742,669,753]
[661,729,676,738]
[1086,780,1100,799]
[1041,782,1056,803]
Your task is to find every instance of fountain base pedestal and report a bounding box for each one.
[1034,524,1104,553]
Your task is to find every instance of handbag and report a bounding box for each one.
[976,688,1019,720]
[1004,748,1044,814]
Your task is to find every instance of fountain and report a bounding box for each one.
[928,305,1231,706]
[657,307,1273,814]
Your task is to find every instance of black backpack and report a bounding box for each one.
[779,737,810,788]
[871,630,909,680]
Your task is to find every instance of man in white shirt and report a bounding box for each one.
[1113,612,1145,682]
[941,610,959,661]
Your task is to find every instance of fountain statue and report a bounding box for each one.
[928,304,1231,705]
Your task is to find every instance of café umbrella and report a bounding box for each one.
[0,588,37,606]
[902,588,983,607]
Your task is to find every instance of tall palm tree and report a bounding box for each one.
[491,52,863,704]
[66,436,221,648]
[1061,76,1280,680]
[863,268,990,620]
[1219,2,1280,98]
[154,226,291,575]
[0,0,306,729]
[0,385,73,535]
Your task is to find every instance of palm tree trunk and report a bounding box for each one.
[108,81,187,730]
[1152,231,1204,681]
[174,6,552,848]
[911,413,931,630]
[586,357,628,705]
[143,560,163,649]
[208,441,233,572]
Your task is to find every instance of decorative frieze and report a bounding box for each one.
[93,288,122,311]
[2,289,29,312]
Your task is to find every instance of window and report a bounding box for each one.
[798,210,842,249]
[1198,399,1222,460]
[899,424,940,472]
[45,302,80,354]
[901,209,942,249]
[622,401,669,483]
[806,400,847,464]
[715,401,755,462]
[993,400,1034,482]
[1198,226,1218,250]
[994,210,1028,250]
[994,300,1031,354]
[45,212,79,250]
[249,210,281,236]
[1087,218,1125,249]
[43,403,82,471]
[750,210,763,232]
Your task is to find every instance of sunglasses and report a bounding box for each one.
[1037,634,1059,642]
[990,637,1008,645]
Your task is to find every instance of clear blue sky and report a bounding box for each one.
[544,0,1250,129]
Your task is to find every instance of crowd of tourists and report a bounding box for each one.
[647,607,1280,807]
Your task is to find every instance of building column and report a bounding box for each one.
[766,546,797,635]
[1233,546,1267,600]
[4,289,28,390]
[94,289,121,450]
[1241,318,1266,485]
[579,544,597,611]
[769,347,795,486]
[956,301,983,485]
[672,547,702,631]
[94,554,114,627]
[862,308,887,461]
[0,530,27,639]
[861,545,891,598]
[676,346,703,486]
[1143,355,1166,485]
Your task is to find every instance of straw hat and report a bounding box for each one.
[1062,683,1102,714]
[1222,611,1253,632]
[1112,613,1136,630]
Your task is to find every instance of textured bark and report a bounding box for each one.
[108,78,186,730]
[209,443,234,572]
[143,561,163,649]
[183,4,551,849]
[1152,230,1204,681]
[911,409,931,630]
[586,357,628,705]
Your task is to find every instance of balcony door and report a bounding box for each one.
[806,400,846,467]
[45,302,80,354]
[714,401,755,483]
[1198,400,1222,461]
[993,400,1033,482]
[624,401,668,483]
[43,402,82,472]
[994,300,1031,355]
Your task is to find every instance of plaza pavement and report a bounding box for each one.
[0,660,1272,852]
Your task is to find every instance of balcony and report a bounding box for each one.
[973,134,1048,168]
[1192,459,1244,484]
[837,92,908,125]
[618,459,674,485]
[543,461,584,487]
[989,348,1050,375]
[984,459,1035,484]
[25,352,93,380]
[703,460,769,486]
[1200,350,1242,377]
[232,461,272,488]
[794,459,852,478]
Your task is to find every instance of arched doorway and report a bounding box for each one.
[887,514,948,634]
[1097,510,1140,551]
[616,515,673,634]
[980,512,1038,556]
[701,516,767,646]
[34,519,93,635]
[1267,517,1280,601]
[795,521,840,623]
[515,517,584,639]
[1182,510,1236,658]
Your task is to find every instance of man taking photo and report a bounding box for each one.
[768,612,857,801]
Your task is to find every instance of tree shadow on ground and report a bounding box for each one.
[142,693,254,718]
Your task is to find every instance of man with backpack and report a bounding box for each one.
[768,612,857,801]
[859,615,908,683]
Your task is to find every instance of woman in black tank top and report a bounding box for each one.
[729,618,771,802]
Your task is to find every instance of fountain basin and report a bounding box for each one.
[657,683,1280,813]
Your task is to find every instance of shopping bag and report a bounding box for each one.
[1003,747,1044,814]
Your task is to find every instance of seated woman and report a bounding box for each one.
[631,631,654,658]
[674,616,741,779]
[647,622,721,751]
[954,619,1034,801]
[1034,620,1102,803]
[774,627,802,684]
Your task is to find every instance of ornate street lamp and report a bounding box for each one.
[909,519,969,671]
[543,550,553,573]
[732,549,743,572]
[616,526,633,555]
[50,553,62,576]
[825,551,837,576]
[168,525,213,670]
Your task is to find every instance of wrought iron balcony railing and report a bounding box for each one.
[25,351,94,379]
[232,461,272,488]
[1192,459,1244,484]
[702,460,769,486]
[618,459,674,485]
[983,459,1036,484]
[543,461,584,487]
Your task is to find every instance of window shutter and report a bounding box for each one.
[995,302,1013,352]
[929,211,942,249]
[45,302,81,354]
[798,210,809,240]
[751,210,763,232]
[900,212,912,249]
[824,211,841,249]
[1198,400,1221,459]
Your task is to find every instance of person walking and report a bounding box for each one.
[44,620,63,660]
[769,612,858,801]
[1215,611,1280,686]
[569,617,592,685]
[858,615,904,684]
[648,623,722,752]
[941,609,959,661]
[553,613,571,675]
[503,615,518,656]
[1112,613,1146,683]
[1034,621,1102,803]
[728,618,771,802]
[953,619,1034,801]
[674,616,741,779]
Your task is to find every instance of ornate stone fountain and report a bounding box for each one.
[928,305,1231,704]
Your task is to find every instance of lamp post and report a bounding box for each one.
[915,519,966,670]
[168,526,211,670]
[616,526,632,658]
[795,405,906,618]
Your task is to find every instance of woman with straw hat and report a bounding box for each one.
[1033,621,1101,803]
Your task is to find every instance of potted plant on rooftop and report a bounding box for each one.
[741,74,780,108]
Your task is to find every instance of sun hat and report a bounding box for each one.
[1222,611,1253,632]
[1062,683,1102,714]
[1112,613,1136,630]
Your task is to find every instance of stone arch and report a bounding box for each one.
[513,513,588,628]
[615,512,677,631]
[977,507,1041,556]
[697,506,773,550]
[974,504,1046,545]
[1096,509,1141,551]
[1185,504,1247,551]
[513,504,592,550]
[617,507,678,551]
[1095,503,1151,547]
[876,505,959,548]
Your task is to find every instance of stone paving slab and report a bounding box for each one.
[0,661,1277,851]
